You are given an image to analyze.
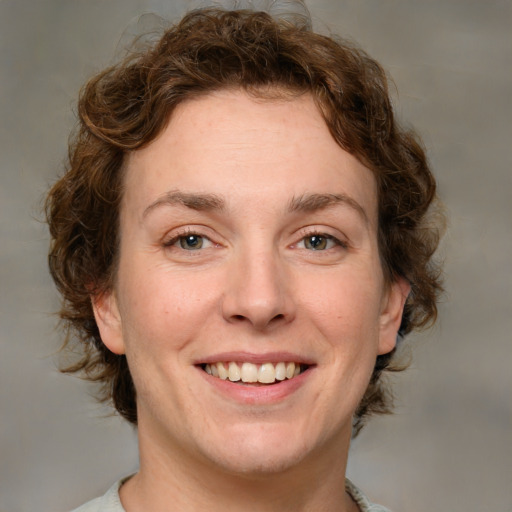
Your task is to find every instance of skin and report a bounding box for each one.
[93,90,409,512]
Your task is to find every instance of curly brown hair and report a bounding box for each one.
[45,6,443,434]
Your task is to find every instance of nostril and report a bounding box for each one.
[228,312,286,328]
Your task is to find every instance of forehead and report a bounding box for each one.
[123,89,377,223]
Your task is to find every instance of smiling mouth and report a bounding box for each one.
[201,361,309,385]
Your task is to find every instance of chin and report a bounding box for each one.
[205,445,307,477]
[195,421,334,478]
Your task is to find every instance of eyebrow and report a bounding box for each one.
[287,193,369,223]
[142,190,225,218]
[142,190,368,224]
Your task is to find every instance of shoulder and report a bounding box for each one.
[345,479,393,512]
[70,478,128,512]
[71,476,388,512]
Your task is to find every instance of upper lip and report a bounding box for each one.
[194,351,315,366]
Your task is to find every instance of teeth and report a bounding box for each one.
[217,362,228,380]
[275,362,286,381]
[204,361,305,384]
[228,362,241,382]
[258,363,275,383]
[241,362,258,383]
[286,362,295,379]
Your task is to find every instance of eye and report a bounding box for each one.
[165,232,214,251]
[304,235,328,250]
[298,233,345,251]
[179,234,205,250]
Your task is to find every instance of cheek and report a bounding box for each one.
[299,269,383,339]
[116,263,219,353]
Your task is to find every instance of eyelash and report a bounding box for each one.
[296,230,348,251]
[162,229,348,253]
[163,229,214,251]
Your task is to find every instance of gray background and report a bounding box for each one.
[1,1,511,511]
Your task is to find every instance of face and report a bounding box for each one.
[94,90,408,476]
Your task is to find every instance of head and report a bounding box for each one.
[46,6,442,436]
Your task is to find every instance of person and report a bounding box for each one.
[45,3,443,511]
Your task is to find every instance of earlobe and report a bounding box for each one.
[377,277,411,355]
[91,290,126,355]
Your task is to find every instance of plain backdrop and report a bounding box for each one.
[1,1,511,511]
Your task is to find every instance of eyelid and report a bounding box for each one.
[296,227,349,249]
[162,226,216,248]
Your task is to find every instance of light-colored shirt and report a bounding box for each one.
[71,477,392,512]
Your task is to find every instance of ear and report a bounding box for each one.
[91,290,126,355]
[377,277,411,355]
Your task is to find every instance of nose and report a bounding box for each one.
[221,248,296,331]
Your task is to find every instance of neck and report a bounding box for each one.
[121,418,357,512]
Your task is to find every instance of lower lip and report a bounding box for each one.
[197,367,313,405]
